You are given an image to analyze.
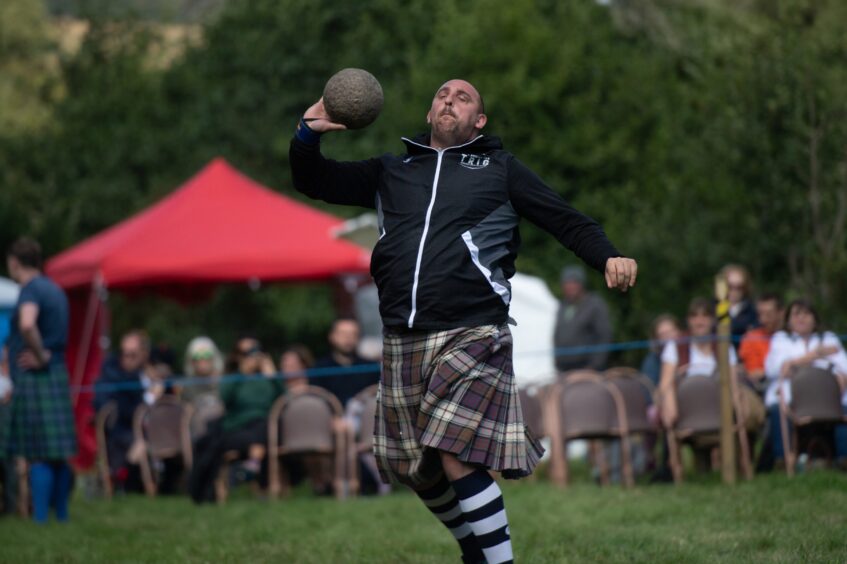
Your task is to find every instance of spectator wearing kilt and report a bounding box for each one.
[1,238,77,523]
[290,79,637,563]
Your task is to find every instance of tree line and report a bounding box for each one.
[1,0,845,359]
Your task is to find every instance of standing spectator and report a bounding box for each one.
[279,345,313,394]
[93,330,162,492]
[764,299,847,468]
[312,318,379,407]
[738,294,784,391]
[720,264,759,343]
[641,314,682,386]
[553,265,613,372]
[0,238,76,523]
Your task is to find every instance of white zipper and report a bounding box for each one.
[404,135,483,328]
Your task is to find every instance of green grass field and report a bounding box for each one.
[1,471,846,563]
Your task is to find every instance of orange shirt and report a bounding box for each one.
[738,327,772,374]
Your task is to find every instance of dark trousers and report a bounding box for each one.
[188,418,268,504]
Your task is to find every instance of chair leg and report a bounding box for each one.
[139,455,157,497]
[779,405,794,477]
[215,461,229,505]
[544,391,567,487]
[666,431,683,484]
[593,441,610,486]
[620,435,635,488]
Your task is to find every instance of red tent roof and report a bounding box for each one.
[46,158,371,290]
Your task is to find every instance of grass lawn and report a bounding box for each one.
[1,471,846,563]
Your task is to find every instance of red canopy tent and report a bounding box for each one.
[45,158,371,468]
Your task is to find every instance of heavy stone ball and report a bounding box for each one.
[323,68,384,130]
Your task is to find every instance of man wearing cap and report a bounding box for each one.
[554,264,613,373]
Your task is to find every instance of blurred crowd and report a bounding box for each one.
[2,239,846,522]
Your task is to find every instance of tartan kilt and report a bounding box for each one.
[1,363,78,460]
[374,324,544,488]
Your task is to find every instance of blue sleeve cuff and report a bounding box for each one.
[295,117,322,145]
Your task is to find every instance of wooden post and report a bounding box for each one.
[715,276,736,485]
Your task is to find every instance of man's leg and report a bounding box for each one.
[440,451,514,564]
[414,473,485,564]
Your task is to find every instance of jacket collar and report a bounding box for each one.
[401,133,503,155]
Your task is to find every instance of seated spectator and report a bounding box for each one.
[93,330,163,491]
[659,298,764,471]
[738,293,783,392]
[738,294,784,472]
[181,336,224,440]
[719,264,759,344]
[279,345,313,394]
[312,318,379,407]
[189,336,284,503]
[641,314,681,386]
[764,299,847,468]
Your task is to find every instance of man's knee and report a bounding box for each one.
[438,450,475,481]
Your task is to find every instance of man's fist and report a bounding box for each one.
[605,257,638,292]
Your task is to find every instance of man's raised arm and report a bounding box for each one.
[289,97,381,209]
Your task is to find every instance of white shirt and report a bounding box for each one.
[763,331,847,408]
[661,340,738,377]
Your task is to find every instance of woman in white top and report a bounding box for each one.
[659,298,740,429]
[763,299,847,463]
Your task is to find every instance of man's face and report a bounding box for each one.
[329,320,360,356]
[120,335,148,372]
[561,280,584,302]
[427,79,487,146]
[756,300,782,333]
[6,256,21,283]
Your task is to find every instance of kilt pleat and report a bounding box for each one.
[374,324,544,487]
[1,364,78,460]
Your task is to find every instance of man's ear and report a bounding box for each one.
[475,113,488,130]
[426,110,432,125]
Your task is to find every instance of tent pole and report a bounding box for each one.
[72,273,103,407]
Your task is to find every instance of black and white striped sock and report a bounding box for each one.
[416,476,485,563]
[451,470,514,564]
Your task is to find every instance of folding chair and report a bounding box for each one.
[267,386,348,500]
[346,384,381,496]
[779,365,847,477]
[133,396,194,496]
[546,370,634,488]
[666,374,752,483]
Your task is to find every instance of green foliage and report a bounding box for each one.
[2,0,846,360]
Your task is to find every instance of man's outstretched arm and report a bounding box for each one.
[507,156,637,291]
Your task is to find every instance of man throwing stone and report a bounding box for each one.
[290,79,637,564]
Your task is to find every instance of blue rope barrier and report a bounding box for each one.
[62,332,847,394]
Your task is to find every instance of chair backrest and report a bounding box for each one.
[559,371,621,439]
[189,394,225,439]
[518,386,545,437]
[138,396,192,459]
[353,384,379,451]
[674,375,720,436]
[605,368,654,434]
[790,366,844,423]
[271,386,343,454]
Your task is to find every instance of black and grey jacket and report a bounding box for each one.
[290,131,621,331]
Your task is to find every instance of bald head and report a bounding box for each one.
[427,79,487,149]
